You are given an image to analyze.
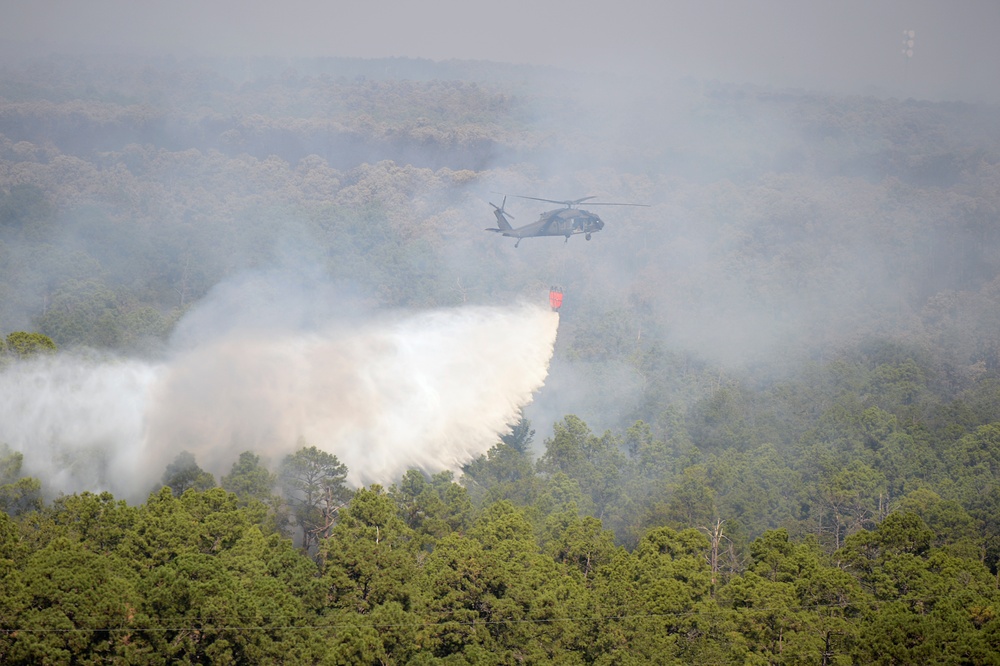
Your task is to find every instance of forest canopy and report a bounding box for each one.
[1,55,1000,663]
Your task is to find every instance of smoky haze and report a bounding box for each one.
[3,0,999,103]
[0,272,559,501]
[0,1,999,499]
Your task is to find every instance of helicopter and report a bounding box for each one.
[486,195,648,247]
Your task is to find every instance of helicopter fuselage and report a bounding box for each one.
[512,208,605,239]
[487,201,604,247]
[487,194,644,247]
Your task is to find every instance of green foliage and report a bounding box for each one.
[895,488,978,547]
[36,278,125,348]
[647,464,718,530]
[9,537,140,664]
[279,441,353,552]
[46,492,137,553]
[417,502,590,662]
[161,450,216,497]
[391,469,473,543]
[948,422,1000,502]
[540,511,617,579]
[818,460,888,549]
[0,477,42,519]
[221,451,278,506]
[321,485,419,623]
[538,415,627,522]
[0,445,42,516]
[838,512,1000,664]
[0,476,998,663]
[3,331,56,358]
[500,415,535,453]
[462,438,540,508]
[687,384,760,454]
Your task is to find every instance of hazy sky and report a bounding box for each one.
[3,1,999,101]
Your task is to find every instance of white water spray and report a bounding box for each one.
[0,288,558,502]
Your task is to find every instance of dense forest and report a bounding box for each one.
[2,54,1000,663]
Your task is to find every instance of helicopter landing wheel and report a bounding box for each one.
[586,233,592,240]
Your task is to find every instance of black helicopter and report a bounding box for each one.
[487,195,648,247]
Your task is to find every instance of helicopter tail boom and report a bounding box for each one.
[487,196,514,232]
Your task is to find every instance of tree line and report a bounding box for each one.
[3,330,1000,662]
[2,421,1000,663]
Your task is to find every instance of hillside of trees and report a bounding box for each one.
[2,55,1000,663]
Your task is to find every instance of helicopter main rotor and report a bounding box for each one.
[512,194,648,208]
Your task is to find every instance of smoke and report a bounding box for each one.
[0,353,157,496]
[0,273,559,502]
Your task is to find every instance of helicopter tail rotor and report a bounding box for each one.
[487,195,514,232]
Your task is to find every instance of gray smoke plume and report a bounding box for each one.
[0,274,558,501]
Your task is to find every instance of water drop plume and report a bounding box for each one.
[0,284,558,502]
[143,302,559,490]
